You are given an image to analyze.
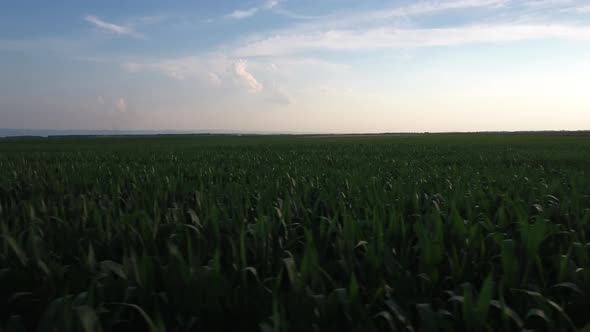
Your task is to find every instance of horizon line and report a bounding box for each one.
[1,128,590,138]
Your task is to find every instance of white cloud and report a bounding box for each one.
[123,55,348,82]
[233,24,590,57]
[233,60,263,93]
[225,0,590,57]
[84,15,142,38]
[226,8,258,19]
[263,0,281,10]
[318,86,354,95]
[123,55,230,82]
[265,85,295,105]
[123,55,267,93]
[107,0,590,116]
[573,5,590,13]
[115,97,127,113]
[125,57,200,80]
[523,0,576,8]
[378,0,508,18]
[282,0,507,30]
[225,0,282,19]
[209,73,222,86]
[97,96,105,105]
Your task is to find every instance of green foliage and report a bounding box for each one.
[0,133,589,331]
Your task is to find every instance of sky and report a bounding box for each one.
[1,0,589,133]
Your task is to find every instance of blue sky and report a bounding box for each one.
[1,0,590,133]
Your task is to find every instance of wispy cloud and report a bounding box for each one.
[225,0,282,19]
[227,0,590,57]
[94,96,129,115]
[281,0,507,30]
[523,0,576,8]
[266,85,295,105]
[233,23,590,57]
[124,55,226,81]
[233,60,263,93]
[524,0,590,15]
[121,55,347,83]
[115,97,127,113]
[226,8,259,19]
[123,55,266,94]
[377,0,508,18]
[572,4,590,13]
[103,0,590,110]
[84,15,143,38]
[263,0,280,10]
[209,73,222,86]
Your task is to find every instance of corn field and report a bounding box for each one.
[1,134,589,331]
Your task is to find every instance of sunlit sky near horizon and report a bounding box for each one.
[1,0,589,133]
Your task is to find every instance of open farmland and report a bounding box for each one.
[1,134,589,331]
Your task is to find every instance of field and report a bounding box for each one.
[1,134,589,331]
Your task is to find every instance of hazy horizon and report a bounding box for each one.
[2,0,590,133]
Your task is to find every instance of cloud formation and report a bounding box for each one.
[233,24,590,57]
[233,60,263,93]
[208,73,222,86]
[123,56,267,94]
[115,97,127,113]
[226,8,258,19]
[573,5,590,13]
[124,56,208,80]
[224,0,590,57]
[265,85,295,105]
[278,0,507,31]
[226,0,281,19]
[372,0,508,20]
[91,0,590,116]
[263,0,280,10]
[84,15,142,38]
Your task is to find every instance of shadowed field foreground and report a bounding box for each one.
[1,134,589,331]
